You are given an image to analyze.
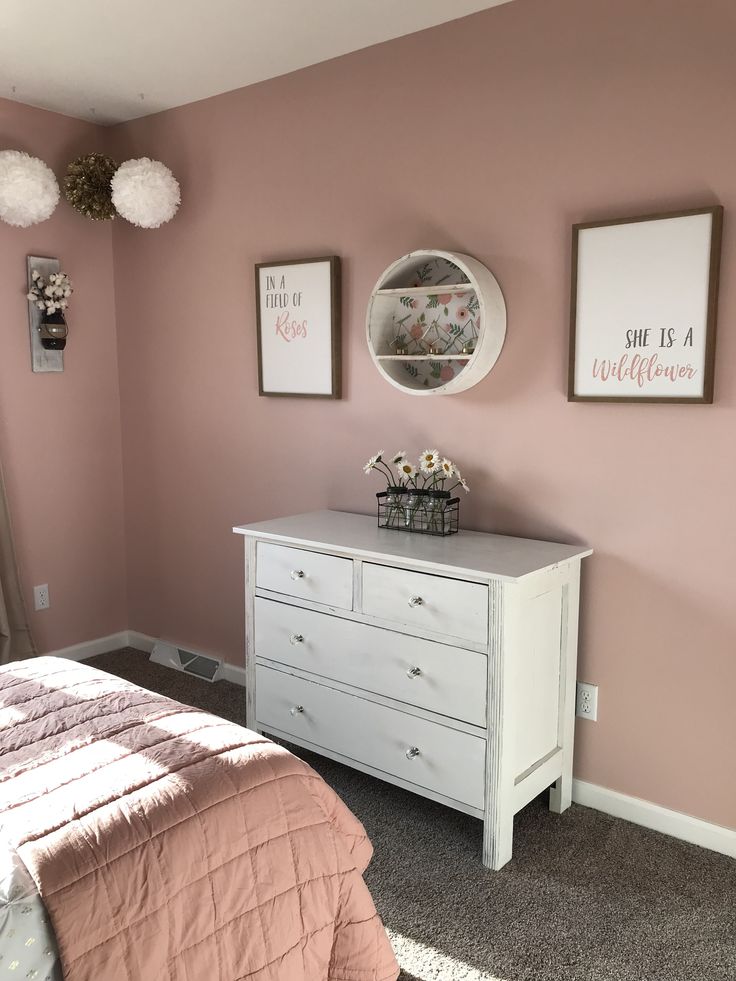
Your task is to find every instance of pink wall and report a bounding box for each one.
[0,99,127,652]
[109,0,736,830]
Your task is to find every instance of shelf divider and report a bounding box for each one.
[376,354,473,361]
[375,284,474,297]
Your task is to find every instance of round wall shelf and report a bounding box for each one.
[365,249,506,396]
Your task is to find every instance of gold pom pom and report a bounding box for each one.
[64,153,117,221]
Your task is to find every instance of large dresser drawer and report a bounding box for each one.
[256,665,485,810]
[256,543,353,610]
[254,598,487,727]
[361,563,488,646]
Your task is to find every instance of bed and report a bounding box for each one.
[0,657,399,981]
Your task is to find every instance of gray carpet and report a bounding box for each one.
[86,649,736,981]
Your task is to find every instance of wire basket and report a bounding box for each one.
[376,490,459,537]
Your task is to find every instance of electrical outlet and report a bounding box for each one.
[33,584,50,611]
[576,681,598,721]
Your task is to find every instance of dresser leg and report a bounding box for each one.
[549,763,572,813]
[483,580,515,870]
[549,567,580,816]
[482,804,513,870]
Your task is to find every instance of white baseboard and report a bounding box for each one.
[572,778,736,860]
[126,630,156,654]
[126,631,245,684]
[43,631,131,662]
[49,628,246,685]
[219,661,246,686]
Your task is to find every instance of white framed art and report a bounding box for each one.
[255,256,341,398]
[568,206,723,403]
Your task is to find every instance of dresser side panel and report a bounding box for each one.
[511,582,564,778]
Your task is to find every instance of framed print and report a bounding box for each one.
[255,256,341,398]
[568,206,723,403]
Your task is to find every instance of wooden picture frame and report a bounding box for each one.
[568,206,723,403]
[255,256,341,398]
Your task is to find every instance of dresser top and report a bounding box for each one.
[233,510,591,582]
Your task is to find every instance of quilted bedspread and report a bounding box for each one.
[0,657,399,981]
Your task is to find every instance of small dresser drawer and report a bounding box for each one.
[256,665,485,810]
[256,543,353,610]
[362,563,488,646]
[255,598,487,727]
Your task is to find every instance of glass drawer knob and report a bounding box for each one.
[289,633,304,645]
[289,704,304,716]
[405,746,421,760]
[408,595,423,608]
[406,666,422,679]
[290,569,305,580]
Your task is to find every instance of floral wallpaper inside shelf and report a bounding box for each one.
[383,256,469,289]
[389,290,480,389]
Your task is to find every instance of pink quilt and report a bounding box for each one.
[0,657,399,981]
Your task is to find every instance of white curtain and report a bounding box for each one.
[0,460,35,663]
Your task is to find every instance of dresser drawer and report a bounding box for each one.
[256,665,485,810]
[361,563,488,646]
[254,598,487,727]
[256,543,353,609]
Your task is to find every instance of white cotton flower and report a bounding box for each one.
[0,150,59,227]
[111,157,180,229]
[26,291,35,301]
[60,301,67,310]
[31,270,40,281]
[44,285,53,296]
[36,301,45,310]
[47,303,55,313]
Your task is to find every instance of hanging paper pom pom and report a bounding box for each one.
[0,150,59,227]
[64,153,117,221]
[111,157,181,229]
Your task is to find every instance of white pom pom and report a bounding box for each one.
[111,157,180,229]
[0,150,59,227]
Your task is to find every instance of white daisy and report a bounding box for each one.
[440,458,455,478]
[390,451,406,465]
[419,448,440,474]
[363,450,385,474]
[396,459,416,481]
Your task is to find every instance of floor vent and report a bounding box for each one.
[150,642,221,683]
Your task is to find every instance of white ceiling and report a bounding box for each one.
[0,0,512,126]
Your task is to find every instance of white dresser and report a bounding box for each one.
[233,510,591,869]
